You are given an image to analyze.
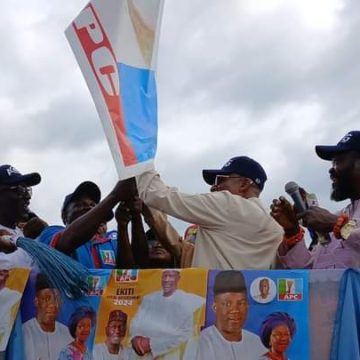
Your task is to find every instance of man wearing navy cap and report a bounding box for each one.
[0,165,41,268]
[135,156,283,269]
[38,181,121,268]
[272,130,360,268]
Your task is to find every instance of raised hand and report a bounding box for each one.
[270,196,299,236]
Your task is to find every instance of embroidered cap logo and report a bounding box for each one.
[6,166,20,177]
[340,133,352,143]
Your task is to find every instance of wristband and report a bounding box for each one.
[283,227,305,246]
[332,213,349,239]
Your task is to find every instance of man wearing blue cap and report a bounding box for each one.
[0,165,41,268]
[272,130,360,268]
[38,181,119,268]
[135,156,283,269]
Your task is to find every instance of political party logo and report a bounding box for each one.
[87,275,105,296]
[100,250,116,265]
[114,269,139,283]
[277,278,303,301]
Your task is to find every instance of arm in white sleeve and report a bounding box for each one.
[137,170,249,227]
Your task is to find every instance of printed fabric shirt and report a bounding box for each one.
[136,170,283,269]
[38,226,117,269]
[58,343,93,360]
[278,199,360,269]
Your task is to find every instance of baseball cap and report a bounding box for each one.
[202,156,267,190]
[61,181,101,214]
[0,165,41,187]
[315,131,360,160]
[61,181,114,222]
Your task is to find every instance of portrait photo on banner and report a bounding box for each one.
[95,268,208,360]
[17,269,111,360]
[200,270,310,360]
[0,268,29,352]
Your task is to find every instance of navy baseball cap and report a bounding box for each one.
[202,156,267,190]
[315,131,360,160]
[61,181,114,223]
[0,165,41,187]
[62,181,101,215]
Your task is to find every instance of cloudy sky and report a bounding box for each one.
[1,0,359,233]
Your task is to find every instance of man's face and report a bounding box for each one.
[213,292,248,336]
[0,269,9,288]
[329,151,360,201]
[106,319,127,345]
[35,288,61,326]
[270,324,291,354]
[0,184,31,223]
[210,174,251,196]
[97,223,107,237]
[259,279,270,298]
[161,271,180,296]
[64,195,97,225]
[148,240,172,263]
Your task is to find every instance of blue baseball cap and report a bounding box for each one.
[0,165,41,186]
[62,181,101,214]
[202,156,267,190]
[61,181,114,223]
[315,131,360,160]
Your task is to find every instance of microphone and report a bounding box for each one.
[284,181,307,213]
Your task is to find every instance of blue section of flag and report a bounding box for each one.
[330,268,360,360]
[118,63,157,163]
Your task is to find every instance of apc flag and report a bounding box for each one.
[65,0,164,178]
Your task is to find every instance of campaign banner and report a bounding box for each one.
[6,268,316,359]
[15,269,111,360]
[65,0,164,179]
[95,268,207,359]
[10,268,206,360]
[201,270,310,360]
[0,268,29,352]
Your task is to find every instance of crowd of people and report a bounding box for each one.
[1,130,360,272]
[0,130,360,359]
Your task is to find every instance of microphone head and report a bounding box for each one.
[284,181,300,195]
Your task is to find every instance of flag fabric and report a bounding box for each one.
[65,0,164,178]
[330,268,360,360]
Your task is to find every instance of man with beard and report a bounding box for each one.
[197,271,266,360]
[93,310,129,360]
[271,130,360,268]
[0,165,41,268]
[23,273,72,360]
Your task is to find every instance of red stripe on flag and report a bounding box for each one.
[72,4,137,166]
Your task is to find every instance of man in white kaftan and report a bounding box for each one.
[93,310,130,360]
[22,273,72,360]
[197,271,266,360]
[129,270,205,360]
